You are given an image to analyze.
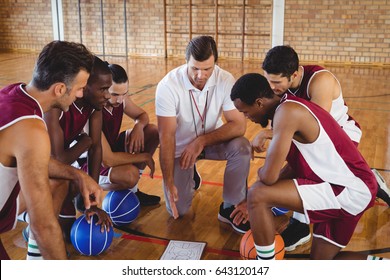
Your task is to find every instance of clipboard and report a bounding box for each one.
[160,240,207,260]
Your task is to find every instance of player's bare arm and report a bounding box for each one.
[13,119,68,259]
[123,96,149,153]
[260,102,320,185]
[87,110,103,182]
[258,103,301,185]
[101,132,155,177]
[308,71,340,112]
[44,108,91,164]
[251,128,273,154]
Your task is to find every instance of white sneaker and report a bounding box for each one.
[372,169,390,194]
[372,169,390,206]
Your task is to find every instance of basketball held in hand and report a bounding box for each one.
[70,214,114,256]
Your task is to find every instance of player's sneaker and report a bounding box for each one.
[372,169,390,207]
[193,164,202,190]
[135,190,161,206]
[22,225,30,242]
[73,193,86,213]
[217,203,250,234]
[281,217,311,251]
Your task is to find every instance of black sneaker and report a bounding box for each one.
[73,193,86,213]
[193,164,202,190]
[281,217,311,251]
[135,190,161,206]
[217,203,250,234]
[372,169,390,207]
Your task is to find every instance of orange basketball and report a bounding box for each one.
[240,230,285,260]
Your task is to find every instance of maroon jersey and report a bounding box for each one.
[102,104,124,149]
[59,102,94,148]
[287,65,324,99]
[0,83,44,129]
[280,94,376,214]
[0,83,44,244]
[287,65,361,143]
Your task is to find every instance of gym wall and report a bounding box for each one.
[0,0,389,66]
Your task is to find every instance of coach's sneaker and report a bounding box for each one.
[135,190,161,206]
[372,169,390,207]
[193,164,202,191]
[217,203,250,234]
[281,217,311,251]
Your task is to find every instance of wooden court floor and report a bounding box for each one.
[0,52,389,260]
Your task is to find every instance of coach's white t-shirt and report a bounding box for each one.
[155,64,236,158]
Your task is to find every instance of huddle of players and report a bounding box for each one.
[1,37,389,260]
[0,41,160,260]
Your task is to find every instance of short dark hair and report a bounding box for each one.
[185,35,218,63]
[262,45,299,78]
[231,73,275,105]
[108,64,128,84]
[87,56,112,84]
[32,40,94,91]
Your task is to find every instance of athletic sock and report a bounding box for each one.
[17,212,30,223]
[255,241,275,260]
[367,255,388,260]
[26,233,43,260]
[223,202,233,209]
[131,170,144,193]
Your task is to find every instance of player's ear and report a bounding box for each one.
[291,70,299,81]
[53,82,67,97]
[255,98,264,108]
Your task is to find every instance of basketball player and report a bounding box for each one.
[44,56,113,240]
[155,36,251,233]
[231,73,380,260]
[0,41,104,260]
[259,45,390,251]
[97,63,160,206]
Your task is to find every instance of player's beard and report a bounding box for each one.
[259,117,269,128]
[54,89,73,112]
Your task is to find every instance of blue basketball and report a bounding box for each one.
[271,207,289,216]
[70,215,114,256]
[102,189,140,226]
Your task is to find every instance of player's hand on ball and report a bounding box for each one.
[85,206,113,232]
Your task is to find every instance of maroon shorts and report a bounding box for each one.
[295,178,366,247]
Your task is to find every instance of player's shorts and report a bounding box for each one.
[112,130,130,153]
[293,178,365,248]
[0,239,10,260]
[79,159,113,185]
[0,182,20,234]
[74,129,133,185]
[59,195,76,219]
[97,129,133,184]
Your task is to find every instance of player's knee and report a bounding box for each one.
[144,124,159,143]
[247,182,268,206]
[111,165,140,187]
[126,166,140,186]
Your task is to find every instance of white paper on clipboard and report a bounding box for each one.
[160,240,207,260]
